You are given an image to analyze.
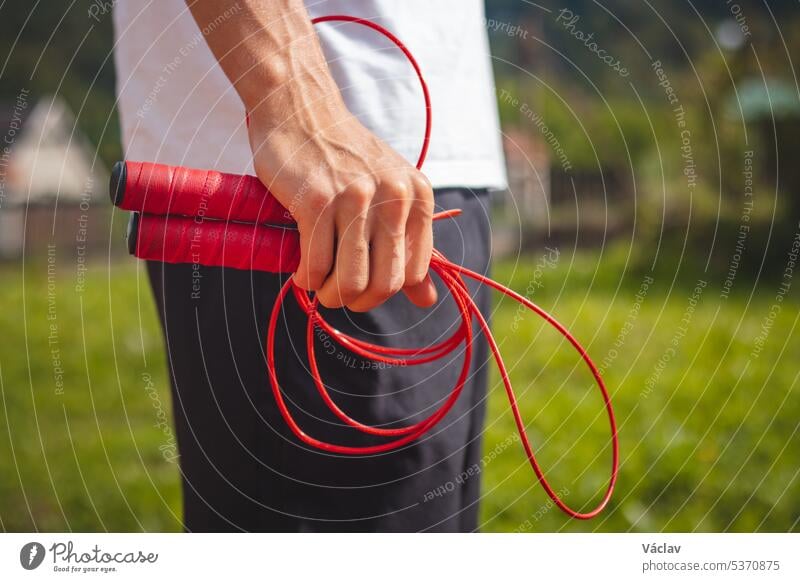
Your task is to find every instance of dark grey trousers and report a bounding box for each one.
[146,188,492,532]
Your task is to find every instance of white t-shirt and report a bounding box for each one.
[113,0,507,190]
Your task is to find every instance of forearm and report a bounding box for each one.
[185,0,343,118]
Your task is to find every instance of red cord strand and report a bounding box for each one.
[310,15,432,169]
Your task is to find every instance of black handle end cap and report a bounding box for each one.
[110,161,127,207]
[126,212,139,255]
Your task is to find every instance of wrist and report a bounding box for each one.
[233,54,293,111]
[243,74,349,139]
[237,44,343,113]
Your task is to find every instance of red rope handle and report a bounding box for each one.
[113,14,618,520]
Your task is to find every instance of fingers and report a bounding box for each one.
[402,176,437,307]
[402,273,438,308]
[314,174,435,312]
[293,194,335,290]
[347,186,410,312]
[316,182,371,309]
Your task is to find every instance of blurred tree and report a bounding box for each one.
[0,1,119,165]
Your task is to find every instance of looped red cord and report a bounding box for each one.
[116,15,618,520]
[268,234,618,520]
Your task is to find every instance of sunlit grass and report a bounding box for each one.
[1,248,797,532]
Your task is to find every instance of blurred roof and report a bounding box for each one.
[727,78,800,121]
[3,95,107,206]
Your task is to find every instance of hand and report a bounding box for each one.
[247,89,437,312]
[185,0,435,311]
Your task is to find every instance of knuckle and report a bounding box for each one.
[374,275,403,300]
[411,171,432,192]
[378,180,412,214]
[386,272,405,295]
[380,178,411,201]
[374,184,412,232]
[361,265,404,308]
[340,279,368,302]
[305,265,329,289]
[293,274,311,290]
[341,182,374,209]
[316,291,340,309]
[338,271,369,302]
[303,192,333,218]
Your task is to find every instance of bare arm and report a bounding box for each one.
[185,0,436,310]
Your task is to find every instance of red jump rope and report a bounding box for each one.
[112,15,618,519]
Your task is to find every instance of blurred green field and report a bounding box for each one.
[1,248,798,532]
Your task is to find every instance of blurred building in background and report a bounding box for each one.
[0,95,108,259]
[729,77,800,221]
[492,128,550,256]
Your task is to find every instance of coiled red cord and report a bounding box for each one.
[267,237,618,520]
[114,15,618,520]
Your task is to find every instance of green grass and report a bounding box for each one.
[0,258,180,532]
[1,248,798,532]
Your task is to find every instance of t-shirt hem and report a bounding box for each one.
[421,159,508,191]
